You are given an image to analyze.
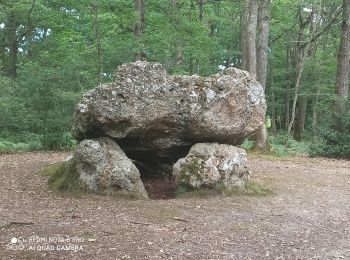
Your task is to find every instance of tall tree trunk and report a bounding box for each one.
[7,13,18,78]
[287,6,317,136]
[293,96,307,141]
[256,0,270,87]
[284,47,292,129]
[244,0,258,79]
[92,1,103,84]
[271,90,276,133]
[287,56,305,136]
[312,87,320,142]
[240,0,249,70]
[255,0,271,150]
[133,0,145,61]
[300,97,307,132]
[269,64,276,133]
[172,0,183,67]
[198,0,204,22]
[0,29,5,69]
[335,0,350,114]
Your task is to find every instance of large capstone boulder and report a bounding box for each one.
[173,143,251,189]
[75,137,148,198]
[72,61,266,169]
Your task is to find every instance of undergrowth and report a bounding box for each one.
[175,180,272,198]
[240,133,312,157]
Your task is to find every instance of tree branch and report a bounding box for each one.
[301,4,342,49]
[18,0,36,40]
[271,21,297,43]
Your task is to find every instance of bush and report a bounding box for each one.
[269,134,311,157]
[312,102,350,158]
[241,133,311,157]
[41,132,77,150]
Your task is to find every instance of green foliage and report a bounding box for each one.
[175,180,272,198]
[242,134,312,157]
[269,134,311,157]
[240,139,255,151]
[312,102,350,158]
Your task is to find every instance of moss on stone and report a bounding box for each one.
[39,159,147,199]
[48,158,88,194]
[41,158,89,195]
[177,157,205,186]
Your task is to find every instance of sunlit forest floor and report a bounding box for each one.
[0,152,349,260]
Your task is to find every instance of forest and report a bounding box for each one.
[0,0,349,158]
[1,1,350,259]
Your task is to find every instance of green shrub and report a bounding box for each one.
[312,102,350,158]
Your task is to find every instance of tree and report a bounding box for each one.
[92,0,103,84]
[133,0,145,61]
[244,0,258,79]
[255,0,271,150]
[335,0,350,114]
[287,3,342,136]
[0,0,39,78]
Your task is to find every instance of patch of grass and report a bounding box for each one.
[243,180,273,196]
[175,180,272,198]
[45,158,89,196]
[176,186,221,199]
[40,160,147,200]
[37,163,62,177]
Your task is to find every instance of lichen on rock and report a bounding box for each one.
[74,137,148,198]
[173,143,251,190]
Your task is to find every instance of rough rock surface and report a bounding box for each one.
[72,61,266,165]
[173,143,251,189]
[75,137,148,198]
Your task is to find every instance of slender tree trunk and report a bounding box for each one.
[293,96,307,141]
[244,0,258,79]
[287,53,307,136]
[175,42,183,67]
[300,97,307,131]
[92,1,103,84]
[256,0,270,88]
[312,87,320,142]
[198,0,204,22]
[287,6,317,136]
[133,0,145,61]
[269,64,276,133]
[271,90,276,133]
[335,0,350,114]
[240,0,249,70]
[284,47,291,129]
[0,29,5,69]
[255,0,271,150]
[170,0,183,67]
[7,13,17,78]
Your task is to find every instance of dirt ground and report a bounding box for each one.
[0,152,349,260]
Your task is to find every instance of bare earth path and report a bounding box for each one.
[0,152,349,260]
